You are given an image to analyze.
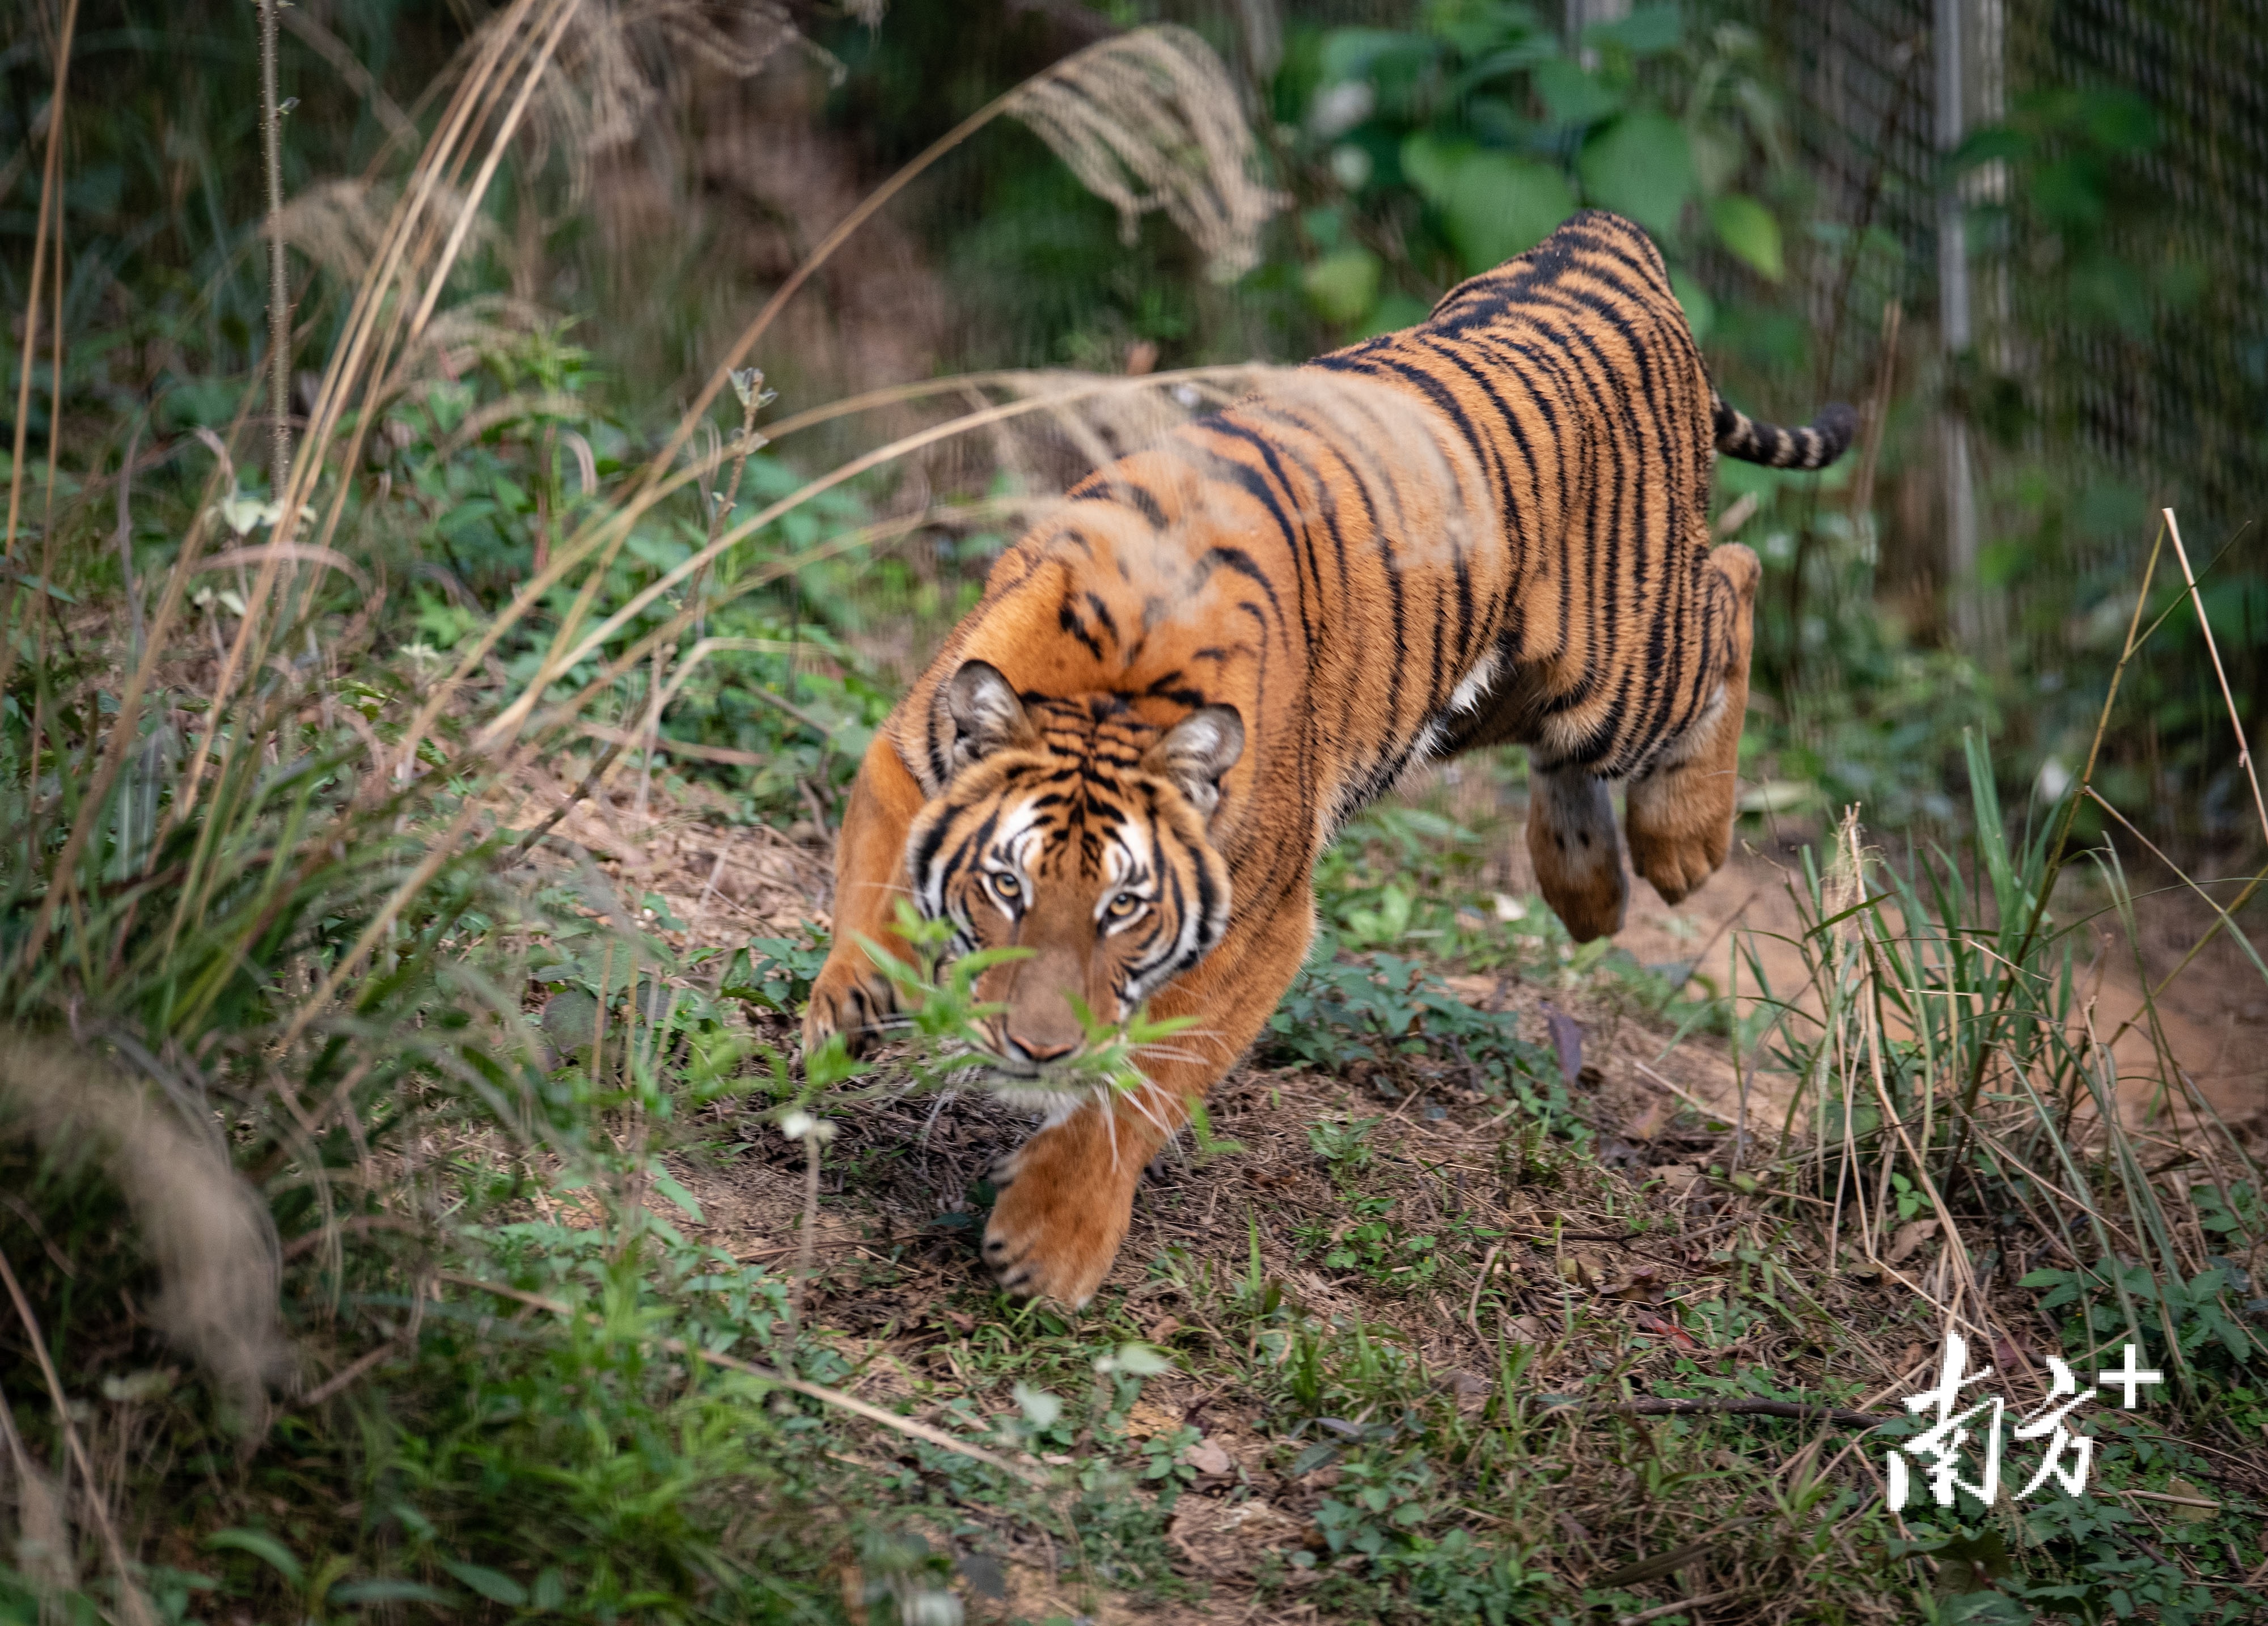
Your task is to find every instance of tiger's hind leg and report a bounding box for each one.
[1526,764,1627,942]
[1626,543,1758,904]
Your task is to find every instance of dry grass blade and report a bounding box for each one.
[438,21,1275,711]
[171,0,577,818]
[2163,509,2268,846]
[2,0,81,564]
[468,365,1280,756]
[1008,24,1283,281]
[260,0,292,497]
[0,1249,156,1626]
[0,1034,287,1403]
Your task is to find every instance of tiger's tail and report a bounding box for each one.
[1711,393,1859,470]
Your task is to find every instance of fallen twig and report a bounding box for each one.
[297,1339,404,1409]
[1550,1395,1889,1429]
[506,735,631,862]
[1618,1589,1742,1625]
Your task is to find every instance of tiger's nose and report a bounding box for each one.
[1006,1032,1077,1064]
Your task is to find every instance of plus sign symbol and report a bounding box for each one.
[2096,1344,2165,1408]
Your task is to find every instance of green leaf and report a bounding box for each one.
[204,1530,304,1586]
[1669,268,1715,340]
[442,1562,530,1607]
[1709,194,1785,280]
[1304,248,1382,325]
[329,1580,458,1606]
[1584,2,1683,56]
[1577,111,1695,238]
[1355,293,1433,341]
[1402,137,1575,274]
[649,1163,705,1223]
[1531,59,1621,128]
[1398,130,1463,198]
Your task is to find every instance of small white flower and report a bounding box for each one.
[780,1110,815,1142]
[1013,1382,1062,1429]
[729,368,778,413]
[216,492,286,536]
[1329,143,1373,190]
[2035,756,2072,804]
[899,1590,963,1626]
[1309,80,1376,140]
[1492,892,1527,924]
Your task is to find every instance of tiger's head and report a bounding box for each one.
[905,660,1243,1078]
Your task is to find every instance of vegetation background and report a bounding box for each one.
[0,2,2260,1624]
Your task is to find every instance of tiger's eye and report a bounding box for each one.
[1107,892,1142,918]
[991,872,1022,902]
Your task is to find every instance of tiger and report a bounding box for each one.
[801,211,1854,1307]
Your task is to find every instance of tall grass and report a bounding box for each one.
[1727,519,2264,1394]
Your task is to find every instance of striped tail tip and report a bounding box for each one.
[1712,396,1860,471]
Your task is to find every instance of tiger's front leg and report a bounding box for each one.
[982,890,1311,1307]
[1625,543,1758,904]
[801,731,926,1058]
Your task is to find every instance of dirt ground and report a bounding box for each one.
[1611,843,2267,1133]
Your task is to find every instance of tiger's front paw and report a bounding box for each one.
[800,952,899,1062]
[981,1130,1138,1309]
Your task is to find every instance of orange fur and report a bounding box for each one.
[802,213,1850,1306]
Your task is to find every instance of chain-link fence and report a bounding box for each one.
[1764,0,2268,621]
[2011,2,2268,537]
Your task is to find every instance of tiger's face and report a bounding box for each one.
[905,661,1242,1078]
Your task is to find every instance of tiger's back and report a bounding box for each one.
[805,211,1852,1306]
[1322,209,1732,780]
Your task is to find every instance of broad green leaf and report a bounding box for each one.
[1584,3,1683,56]
[1304,248,1382,325]
[330,1580,456,1607]
[1710,194,1785,280]
[1318,27,1428,87]
[1356,292,1434,341]
[204,1530,304,1586]
[1403,137,1576,273]
[442,1562,530,1607]
[1398,130,1467,199]
[1531,59,1621,129]
[1577,111,1695,237]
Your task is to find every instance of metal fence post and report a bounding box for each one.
[1936,0,2006,652]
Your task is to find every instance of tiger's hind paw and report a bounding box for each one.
[1526,765,1626,942]
[1626,810,1730,904]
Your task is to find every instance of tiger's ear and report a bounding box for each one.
[1146,705,1244,819]
[946,660,1034,770]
